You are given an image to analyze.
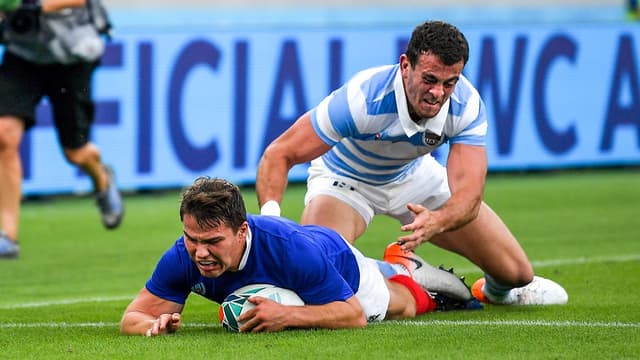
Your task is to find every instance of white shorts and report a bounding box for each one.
[305,156,451,225]
[346,240,389,322]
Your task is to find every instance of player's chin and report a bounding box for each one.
[419,104,441,118]
[199,268,223,278]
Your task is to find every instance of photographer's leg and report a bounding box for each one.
[62,143,106,191]
[0,116,25,241]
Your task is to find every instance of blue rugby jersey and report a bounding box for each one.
[145,214,359,305]
[310,64,488,185]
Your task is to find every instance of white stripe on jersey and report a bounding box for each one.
[310,64,487,185]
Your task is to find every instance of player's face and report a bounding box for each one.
[182,214,247,278]
[401,52,464,120]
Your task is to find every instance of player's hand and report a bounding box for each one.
[397,203,440,251]
[145,313,181,336]
[238,296,289,333]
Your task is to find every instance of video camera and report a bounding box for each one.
[9,0,41,34]
[0,0,41,43]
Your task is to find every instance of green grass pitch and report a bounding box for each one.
[1,169,638,359]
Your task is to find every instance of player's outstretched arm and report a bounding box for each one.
[238,295,366,332]
[256,112,331,215]
[120,287,184,336]
[398,143,487,251]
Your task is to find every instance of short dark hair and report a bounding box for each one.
[179,177,247,232]
[405,20,469,67]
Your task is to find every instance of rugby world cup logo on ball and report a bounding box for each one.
[220,284,304,332]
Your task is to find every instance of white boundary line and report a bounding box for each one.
[0,322,218,329]
[0,295,134,310]
[455,253,640,274]
[387,320,640,328]
[1,320,638,329]
[1,253,638,310]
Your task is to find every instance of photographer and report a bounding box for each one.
[0,0,121,259]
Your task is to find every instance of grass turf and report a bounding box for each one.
[1,169,638,359]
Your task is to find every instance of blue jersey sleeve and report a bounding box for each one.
[145,239,194,304]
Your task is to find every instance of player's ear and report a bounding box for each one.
[238,221,249,238]
[400,54,411,74]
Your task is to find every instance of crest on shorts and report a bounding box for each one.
[423,131,442,146]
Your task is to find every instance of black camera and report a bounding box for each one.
[8,0,41,35]
[0,18,6,43]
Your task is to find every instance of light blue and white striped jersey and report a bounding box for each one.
[309,64,487,185]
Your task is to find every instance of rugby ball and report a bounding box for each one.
[220,284,304,332]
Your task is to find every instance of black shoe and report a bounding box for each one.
[430,266,483,311]
[433,293,483,311]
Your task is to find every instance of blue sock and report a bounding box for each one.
[376,261,409,278]
[376,261,397,277]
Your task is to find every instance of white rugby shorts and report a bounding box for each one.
[345,240,389,322]
[305,156,451,225]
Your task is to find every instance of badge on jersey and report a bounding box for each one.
[423,131,442,146]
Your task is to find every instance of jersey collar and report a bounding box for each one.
[237,226,252,271]
[394,66,450,138]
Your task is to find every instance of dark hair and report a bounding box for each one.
[179,177,247,232]
[405,20,469,67]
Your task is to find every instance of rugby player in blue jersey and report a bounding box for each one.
[120,177,475,336]
[256,20,567,306]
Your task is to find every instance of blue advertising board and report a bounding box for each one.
[12,18,640,195]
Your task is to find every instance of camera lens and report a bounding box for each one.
[10,13,34,33]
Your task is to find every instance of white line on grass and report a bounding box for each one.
[0,322,217,329]
[531,254,640,268]
[0,322,122,328]
[386,320,640,328]
[0,295,134,310]
[1,320,638,329]
[456,253,640,274]
[1,253,638,310]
